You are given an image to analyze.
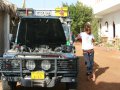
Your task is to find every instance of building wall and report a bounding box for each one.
[93,0,120,15]
[99,10,120,40]
[79,0,120,44]
[79,0,120,15]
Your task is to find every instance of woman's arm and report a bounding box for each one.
[75,34,82,42]
[92,34,95,43]
[92,38,95,42]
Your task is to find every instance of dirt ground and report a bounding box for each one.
[75,42,120,90]
[0,42,120,90]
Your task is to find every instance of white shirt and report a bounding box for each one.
[79,32,94,50]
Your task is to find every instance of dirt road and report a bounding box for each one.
[75,42,120,90]
[0,42,120,90]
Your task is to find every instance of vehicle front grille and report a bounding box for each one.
[57,59,77,71]
[0,58,77,75]
[22,59,55,72]
[0,59,20,71]
[0,59,55,73]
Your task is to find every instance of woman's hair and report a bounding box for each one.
[84,22,91,32]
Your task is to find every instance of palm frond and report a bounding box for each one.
[0,0,16,15]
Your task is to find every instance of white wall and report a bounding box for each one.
[79,0,120,17]
[99,10,120,40]
[93,0,120,14]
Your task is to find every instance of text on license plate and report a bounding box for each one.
[31,71,45,80]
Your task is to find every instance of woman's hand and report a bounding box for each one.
[92,38,95,43]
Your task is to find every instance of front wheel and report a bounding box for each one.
[66,82,77,90]
[2,79,17,90]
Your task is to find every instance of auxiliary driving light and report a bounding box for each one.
[41,60,51,71]
[26,60,35,70]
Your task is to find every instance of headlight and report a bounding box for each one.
[41,60,51,71]
[26,60,35,70]
[11,60,20,68]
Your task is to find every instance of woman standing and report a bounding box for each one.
[76,22,95,81]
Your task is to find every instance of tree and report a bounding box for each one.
[63,1,93,35]
[62,1,99,42]
[91,17,99,42]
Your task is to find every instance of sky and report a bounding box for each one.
[9,0,78,10]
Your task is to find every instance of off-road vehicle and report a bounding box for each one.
[0,16,78,90]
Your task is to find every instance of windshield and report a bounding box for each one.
[17,17,66,47]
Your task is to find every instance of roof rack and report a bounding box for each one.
[16,8,69,17]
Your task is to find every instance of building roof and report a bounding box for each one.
[93,0,120,17]
[0,0,16,15]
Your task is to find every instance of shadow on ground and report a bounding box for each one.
[77,56,120,90]
[77,56,109,81]
[16,83,65,90]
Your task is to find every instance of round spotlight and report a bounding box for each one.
[26,60,35,70]
[41,60,51,71]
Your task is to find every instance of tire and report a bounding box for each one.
[66,82,77,90]
[2,80,17,90]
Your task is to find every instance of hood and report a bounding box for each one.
[16,17,66,47]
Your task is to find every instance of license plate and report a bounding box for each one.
[31,71,45,80]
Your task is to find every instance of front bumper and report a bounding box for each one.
[1,76,76,87]
[21,76,62,87]
[0,53,78,87]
